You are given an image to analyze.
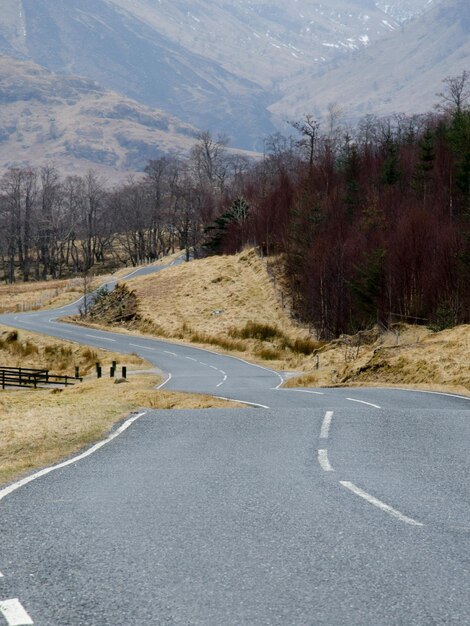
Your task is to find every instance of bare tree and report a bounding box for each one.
[436,70,470,115]
[290,115,320,168]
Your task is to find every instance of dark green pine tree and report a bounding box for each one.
[381,141,401,186]
[413,128,435,204]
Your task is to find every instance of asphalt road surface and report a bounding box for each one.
[1,264,470,625]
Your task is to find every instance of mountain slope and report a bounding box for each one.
[0,0,437,149]
[270,0,470,123]
[0,55,197,180]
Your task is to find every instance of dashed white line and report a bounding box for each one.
[320,411,334,439]
[186,357,197,362]
[129,343,154,351]
[85,334,116,343]
[346,398,381,409]
[216,374,228,388]
[318,449,334,472]
[0,598,34,625]
[164,351,177,356]
[0,571,3,578]
[209,365,219,371]
[340,481,424,527]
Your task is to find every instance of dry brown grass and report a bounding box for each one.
[0,325,146,375]
[0,255,177,314]
[284,323,470,396]
[0,375,241,486]
[113,249,318,370]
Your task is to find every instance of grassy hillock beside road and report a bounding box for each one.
[97,249,470,397]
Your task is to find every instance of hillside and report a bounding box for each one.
[272,0,470,123]
[0,0,437,149]
[82,249,470,397]
[0,55,197,179]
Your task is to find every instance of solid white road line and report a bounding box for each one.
[155,373,172,390]
[318,449,334,472]
[346,398,381,409]
[0,599,34,625]
[0,412,147,505]
[277,389,325,395]
[320,411,334,440]
[85,334,116,342]
[389,387,470,402]
[340,481,424,527]
[214,396,269,409]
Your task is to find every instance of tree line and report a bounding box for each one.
[0,131,248,281]
[2,72,470,338]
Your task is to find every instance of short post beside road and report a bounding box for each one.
[96,363,102,379]
[122,366,127,379]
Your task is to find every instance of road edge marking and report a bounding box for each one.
[340,481,424,527]
[0,412,147,505]
[346,398,381,409]
[213,396,269,409]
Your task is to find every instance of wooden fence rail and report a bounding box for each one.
[0,366,82,389]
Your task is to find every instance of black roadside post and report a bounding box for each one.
[75,366,80,379]
[96,363,102,379]
[122,366,127,379]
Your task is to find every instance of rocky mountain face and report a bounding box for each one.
[1,0,463,176]
[0,55,197,180]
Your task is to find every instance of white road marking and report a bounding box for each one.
[318,449,334,472]
[346,398,381,409]
[216,374,228,388]
[389,387,470,402]
[0,412,147,505]
[340,481,424,527]
[85,334,116,343]
[186,357,197,362]
[210,365,219,371]
[0,599,34,625]
[0,571,3,577]
[129,343,154,351]
[164,351,177,356]
[278,389,325,395]
[155,373,172,389]
[199,362,209,367]
[214,396,269,409]
[320,411,334,439]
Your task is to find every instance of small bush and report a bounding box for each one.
[230,321,283,342]
[255,346,282,360]
[5,331,18,343]
[288,337,322,355]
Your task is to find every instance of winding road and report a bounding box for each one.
[1,263,470,625]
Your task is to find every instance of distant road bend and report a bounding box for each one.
[1,262,470,625]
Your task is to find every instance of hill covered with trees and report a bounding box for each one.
[1,72,470,338]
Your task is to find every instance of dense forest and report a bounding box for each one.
[1,73,470,338]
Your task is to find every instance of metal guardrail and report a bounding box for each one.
[0,366,82,389]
